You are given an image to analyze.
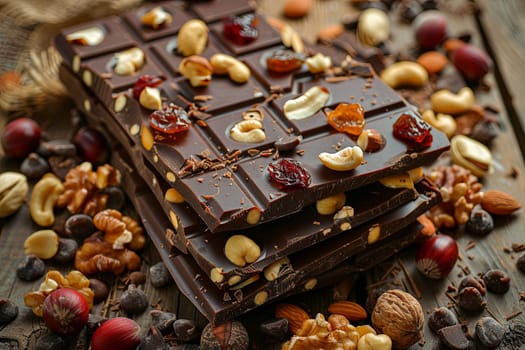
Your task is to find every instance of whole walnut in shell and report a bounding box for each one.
[371,289,424,349]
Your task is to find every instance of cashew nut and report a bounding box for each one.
[141,6,172,29]
[380,61,428,88]
[66,27,105,46]
[263,257,292,281]
[450,135,492,177]
[316,193,346,215]
[29,173,65,227]
[306,53,332,74]
[113,48,145,76]
[0,172,28,218]
[284,86,331,120]
[24,229,59,259]
[430,87,476,115]
[177,19,208,57]
[178,55,213,87]
[318,146,363,171]
[224,234,261,267]
[357,8,390,47]
[422,109,456,138]
[139,86,162,110]
[230,119,266,143]
[210,53,250,83]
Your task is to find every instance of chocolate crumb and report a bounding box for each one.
[505,310,522,321]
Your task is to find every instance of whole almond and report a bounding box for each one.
[275,303,309,334]
[327,300,367,321]
[417,51,448,75]
[283,0,312,19]
[481,190,521,215]
[317,24,344,41]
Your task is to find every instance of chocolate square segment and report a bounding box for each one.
[210,14,282,56]
[123,1,193,42]
[205,105,289,154]
[151,37,221,76]
[55,16,135,67]
[190,0,254,23]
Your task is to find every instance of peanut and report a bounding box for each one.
[24,229,59,259]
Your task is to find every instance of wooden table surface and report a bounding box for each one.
[1,0,525,349]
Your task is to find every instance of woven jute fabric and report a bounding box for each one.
[0,0,143,115]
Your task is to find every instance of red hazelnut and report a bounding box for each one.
[42,288,89,336]
[72,126,109,165]
[1,118,41,159]
[416,234,458,279]
[91,317,141,350]
[451,44,492,82]
[413,10,448,50]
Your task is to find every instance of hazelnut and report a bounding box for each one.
[316,193,346,215]
[357,129,385,152]
[139,87,162,110]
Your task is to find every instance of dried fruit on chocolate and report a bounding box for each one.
[371,289,424,349]
[393,113,433,150]
[266,50,304,73]
[223,14,258,46]
[326,103,366,136]
[149,103,190,135]
[267,158,311,189]
[132,75,163,99]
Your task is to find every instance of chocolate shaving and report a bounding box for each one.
[398,259,421,299]
[512,243,525,252]
[505,310,522,321]
[178,149,241,177]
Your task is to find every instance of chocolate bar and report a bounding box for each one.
[53,0,450,233]
[62,63,427,291]
[111,147,436,323]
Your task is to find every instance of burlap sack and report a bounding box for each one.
[0,0,142,115]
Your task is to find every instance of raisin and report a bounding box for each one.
[475,317,505,348]
[266,50,305,73]
[428,307,459,333]
[392,113,433,150]
[267,158,311,189]
[149,103,190,135]
[326,103,366,136]
[132,75,163,99]
[223,14,258,46]
[483,269,510,294]
[466,206,494,235]
[457,286,486,311]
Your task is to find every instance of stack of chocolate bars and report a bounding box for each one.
[53,0,449,323]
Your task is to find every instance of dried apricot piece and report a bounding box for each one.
[326,103,365,136]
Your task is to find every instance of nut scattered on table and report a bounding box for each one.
[29,173,64,226]
[0,171,29,218]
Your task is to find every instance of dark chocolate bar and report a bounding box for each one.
[111,147,434,323]
[63,63,426,291]
[54,0,450,233]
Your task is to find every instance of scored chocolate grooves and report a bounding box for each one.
[53,0,450,233]
[63,63,424,291]
[112,146,434,323]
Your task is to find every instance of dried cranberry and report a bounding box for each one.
[267,158,311,189]
[326,103,366,136]
[223,14,258,46]
[392,113,433,150]
[266,50,305,74]
[133,75,163,99]
[149,103,190,135]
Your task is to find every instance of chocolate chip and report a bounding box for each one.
[149,262,172,288]
[437,324,471,350]
[20,153,50,179]
[517,253,525,273]
[173,318,200,343]
[260,318,289,342]
[119,285,148,315]
[428,307,459,333]
[483,269,510,294]
[64,213,95,239]
[0,299,18,326]
[16,254,46,281]
[475,317,504,348]
[53,238,78,264]
[457,286,486,311]
[466,206,494,236]
[150,310,176,335]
